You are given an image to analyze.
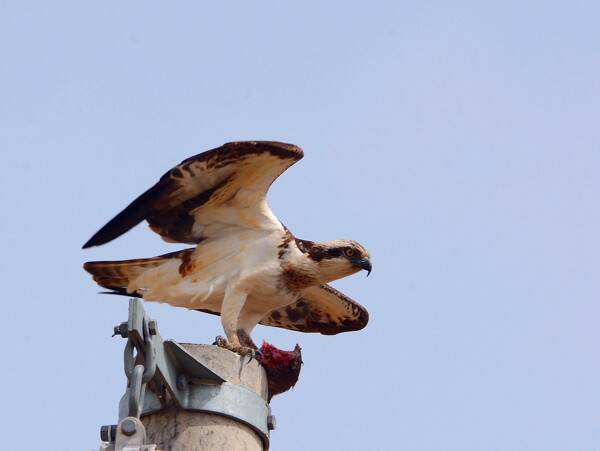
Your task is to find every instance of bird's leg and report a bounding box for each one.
[237,329,259,350]
[235,310,266,361]
[216,285,261,361]
[237,329,262,361]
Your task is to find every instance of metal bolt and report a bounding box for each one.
[267,415,277,431]
[100,424,116,442]
[113,321,129,338]
[176,374,188,390]
[148,320,158,335]
[121,418,137,436]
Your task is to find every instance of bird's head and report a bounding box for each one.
[303,239,372,283]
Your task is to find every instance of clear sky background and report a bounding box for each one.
[1,2,599,450]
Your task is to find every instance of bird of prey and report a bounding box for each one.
[83,141,371,358]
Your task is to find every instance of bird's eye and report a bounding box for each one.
[345,248,355,257]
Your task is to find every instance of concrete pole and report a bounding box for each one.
[141,344,269,451]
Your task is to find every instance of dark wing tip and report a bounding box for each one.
[82,214,140,249]
[82,228,117,249]
[82,236,101,249]
[82,178,168,248]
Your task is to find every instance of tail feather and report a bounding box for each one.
[83,249,193,296]
[100,287,143,298]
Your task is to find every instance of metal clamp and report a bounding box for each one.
[118,373,273,442]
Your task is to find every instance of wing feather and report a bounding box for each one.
[83,141,303,248]
[259,284,369,335]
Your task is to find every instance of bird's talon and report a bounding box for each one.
[214,336,260,362]
[245,349,263,364]
[214,335,228,347]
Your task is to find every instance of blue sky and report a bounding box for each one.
[1,2,599,450]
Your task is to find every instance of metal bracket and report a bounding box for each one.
[100,299,273,450]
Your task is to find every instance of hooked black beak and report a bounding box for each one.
[360,258,372,276]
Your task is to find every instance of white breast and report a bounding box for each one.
[130,226,293,315]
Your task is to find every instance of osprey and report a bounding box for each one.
[83,141,371,358]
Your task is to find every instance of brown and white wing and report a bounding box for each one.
[259,284,369,335]
[83,141,303,248]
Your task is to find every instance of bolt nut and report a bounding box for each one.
[121,418,137,436]
[267,415,277,431]
[113,321,129,338]
[148,320,158,335]
[100,425,116,442]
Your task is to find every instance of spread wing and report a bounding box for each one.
[259,284,369,335]
[83,141,303,248]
